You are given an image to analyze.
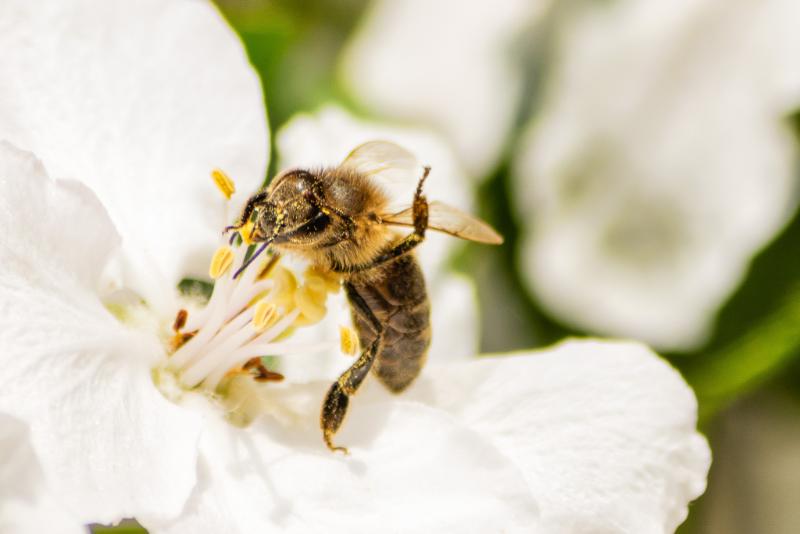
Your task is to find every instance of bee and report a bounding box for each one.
[227,141,503,452]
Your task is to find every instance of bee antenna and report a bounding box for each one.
[233,239,271,279]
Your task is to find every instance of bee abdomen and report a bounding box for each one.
[348,254,431,393]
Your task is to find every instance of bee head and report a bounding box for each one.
[251,169,333,246]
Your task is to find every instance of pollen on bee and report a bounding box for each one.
[238,220,258,245]
[339,325,359,356]
[209,246,235,279]
[211,168,236,200]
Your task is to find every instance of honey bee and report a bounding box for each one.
[227,141,503,452]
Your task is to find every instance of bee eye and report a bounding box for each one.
[296,208,330,236]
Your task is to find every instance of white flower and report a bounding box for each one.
[513,0,800,350]
[0,143,712,531]
[0,0,268,314]
[0,413,83,534]
[341,0,549,177]
[0,1,710,532]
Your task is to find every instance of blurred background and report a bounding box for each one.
[102,0,800,532]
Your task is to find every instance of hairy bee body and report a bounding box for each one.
[348,252,430,392]
[231,140,502,451]
[275,167,431,392]
[259,165,431,392]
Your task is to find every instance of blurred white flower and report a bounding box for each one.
[0,414,83,534]
[514,0,800,350]
[341,0,549,177]
[0,1,710,532]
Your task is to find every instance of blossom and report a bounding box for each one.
[512,0,800,350]
[0,1,710,532]
[341,0,548,177]
[0,140,710,532]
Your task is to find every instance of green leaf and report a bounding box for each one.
[177,278,214,302]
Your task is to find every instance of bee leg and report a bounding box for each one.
[331,167,430,273]
[412,165,431,236]
[224,190,269,234]
[321,283,384,453]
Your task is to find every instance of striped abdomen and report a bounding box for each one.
[347,253,431,392]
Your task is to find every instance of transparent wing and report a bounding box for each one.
[340,140,419,184]
[383,201,504,245]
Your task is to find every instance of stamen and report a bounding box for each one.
[339,325,358,356]
[209,246,234,279]
[173,309,188,332]
[295,284,327,325]
[154,177,345,420]
[256,254,280,281]
[211,168,236,199]
[243,358,285,382]
[253,301,278,331]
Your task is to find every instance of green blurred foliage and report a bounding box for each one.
[216,0,367,175]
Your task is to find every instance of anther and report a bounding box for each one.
[256,254,280,281]
[209,246,235,279]
[211,168,236,200]
[253,301,279,331]
[254,368,285,382]
[173,309,188,332]
[339,325,358,356]
[242,357,284,382]
[295,285,327,325]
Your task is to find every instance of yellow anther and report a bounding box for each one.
[339,325,359,356]
[273,267,298,308]
[238,220,257,246]
[295,285,327,325]
[304,274,328,298]
[209,246,235,279]
[253,301,279,331]
[306,266,342,293]
[211,168,236,200]
[256,255,280,281]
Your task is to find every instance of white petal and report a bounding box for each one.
[427,274,479,362]
[0,414,84,534]
[514,0,800,350]
[0,143,202,525]
[0,0,268,311]
[151,382,538,534]
[277,106,474,275]
[407,339,711,533]
[341,0,549,177]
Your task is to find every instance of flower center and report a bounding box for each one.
[147,169,352,422]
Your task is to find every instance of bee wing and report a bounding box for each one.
[340,140,419,184]
[383,201,504,245]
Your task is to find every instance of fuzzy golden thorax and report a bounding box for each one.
[254,166,399,276]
